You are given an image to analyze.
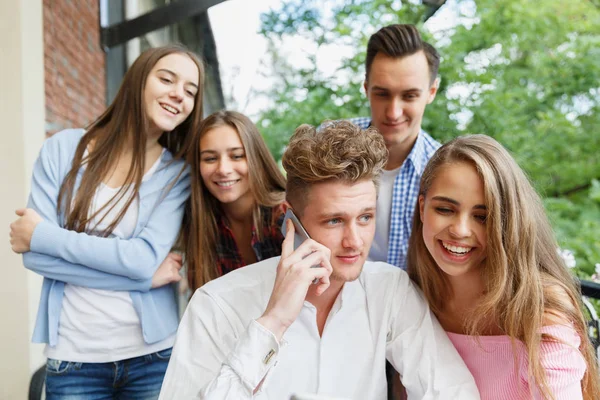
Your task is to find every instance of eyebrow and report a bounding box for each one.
[371,85,423,94]
[318,206,376,219]
[431,196,486,210]
[200,147,245,155]
[157,68,199,90]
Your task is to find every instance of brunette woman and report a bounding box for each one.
[184,110,286,291]
[9,44,204,399]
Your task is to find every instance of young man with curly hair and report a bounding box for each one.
[159,121,478,400]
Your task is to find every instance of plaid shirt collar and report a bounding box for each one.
[215,204,285,276]
[405,130,429,175]
[348,116,429,174]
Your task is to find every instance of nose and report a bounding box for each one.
[448,216,471,238]
[385,98,403,121]
[342,222,364,250]
[169,84,184,101]
[216,157,232,175]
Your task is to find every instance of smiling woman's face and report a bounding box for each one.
[199,125,252,207]
[143,52,199,137]
[419,161,488,278]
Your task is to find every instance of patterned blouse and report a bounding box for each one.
[215,204,286,276]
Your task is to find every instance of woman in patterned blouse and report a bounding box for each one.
[183,110,287,291]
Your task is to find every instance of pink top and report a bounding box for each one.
[447,325,587,399]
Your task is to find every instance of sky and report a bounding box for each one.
[208,0,283,117]
[208,0,357,118]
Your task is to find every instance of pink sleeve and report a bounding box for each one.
[523,325,587,400]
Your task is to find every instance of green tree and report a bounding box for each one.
[256,0,600,278]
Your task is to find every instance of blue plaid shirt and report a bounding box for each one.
[348,117,441,269]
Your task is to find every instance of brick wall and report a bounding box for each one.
[43,0,106,135]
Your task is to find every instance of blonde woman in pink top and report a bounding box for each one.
[407,135,600,400]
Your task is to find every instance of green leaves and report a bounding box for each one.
[546,190,600,279]
[590,180,600,204]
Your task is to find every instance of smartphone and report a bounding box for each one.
[281,209,311,250]
[281,209,321,283]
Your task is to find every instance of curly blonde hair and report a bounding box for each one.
[282,121,388,214]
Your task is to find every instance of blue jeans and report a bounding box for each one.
[45,348,172,400]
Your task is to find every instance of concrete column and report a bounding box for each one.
[0,0,46,397]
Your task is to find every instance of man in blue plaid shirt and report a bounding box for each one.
[349,24,441,270]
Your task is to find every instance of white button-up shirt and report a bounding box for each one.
[159,258,479,400]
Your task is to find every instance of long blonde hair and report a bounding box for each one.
[408,134,600,399]
[183,110,286,290]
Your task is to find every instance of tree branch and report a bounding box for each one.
[548,179,599,198]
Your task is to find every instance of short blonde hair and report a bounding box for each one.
[282,120,388,214]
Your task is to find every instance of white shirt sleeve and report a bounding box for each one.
[386,274,481,399]
[159,290,281,400]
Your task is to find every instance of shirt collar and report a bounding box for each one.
[338,278,362,311]
[367,120,428,174]
[404,130,428,174]
[303,275,363,314]
[218,207,261,243]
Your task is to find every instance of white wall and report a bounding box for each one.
[0,0,46,397]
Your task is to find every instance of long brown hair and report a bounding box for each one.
[57,45,204,236]
[407,134,600,399]
[184,110,286,290]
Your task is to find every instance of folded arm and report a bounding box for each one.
[29,170,190,280]
[23,251,152,292]
[23,135,190,281]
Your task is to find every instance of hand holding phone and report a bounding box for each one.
[257,212,333,341]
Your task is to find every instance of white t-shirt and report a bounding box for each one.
[46,150,175,362]
[368,167,401,263]
[159,257,479,400]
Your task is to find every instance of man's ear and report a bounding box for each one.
[283,200,303,218]
[363,80,369,96]
[418,195,425,223]
[426,77,439,104]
